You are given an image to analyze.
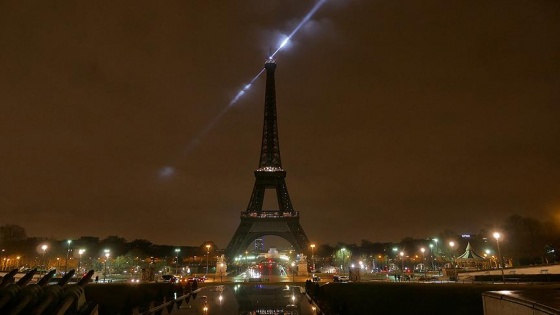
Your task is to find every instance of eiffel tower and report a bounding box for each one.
[225,59,310,258]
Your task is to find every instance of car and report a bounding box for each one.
[187,276,206,283]
[312,275,321,282]
[161,275,178,283]
[333,275,349,282]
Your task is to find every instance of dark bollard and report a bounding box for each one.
[0,269,37,312]
[6,269,56,315]
[30,269,76,315]
[54,270,95,315]
[15,269,37,287]
[165,290,175,313]
[37,269,57,286]
[0,269,19,288]
[166,302,174,314]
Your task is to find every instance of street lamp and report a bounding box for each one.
[429,244,435,271]
[41,244,48,275]
[484,249,493,268]
[493,232,506,283]
[205,245,211,276]
[420,248,425,272]
[291,261,296,282]
[78,249,85,274]
[449,241,457,281]
[340,248,346,274]
[399,251,404,271]
[175,248,181,274]
[310,244,316,272]
[433,238,439,274]
[104,249,110,283]
[65,240,72,273]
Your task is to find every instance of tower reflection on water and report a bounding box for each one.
[234,284,302,315]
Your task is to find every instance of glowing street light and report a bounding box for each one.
[65,240,72,273]
[104,249,110,283]
[310,244,316,272]
[399,251,404,271]
[41,244,48,275]
[78,249,85,273]
[449,241,457,281]
[219,263,224,282]
[493,232,506,283]
[420,248,426,272]
[429,244,435,270]
[205,245,211,276]
[175,248,181,274]
[341,248,346,274]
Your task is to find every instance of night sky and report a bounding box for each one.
[1,0,559,248]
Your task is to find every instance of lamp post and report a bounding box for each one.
[340,248,346,274]
[449,241,456,281]
[484,249,493,268]
[78,249,85,274]
[291,262,295,282]
[310,244,316,272]
[429,244,435,271]
[205,245,211,276]
[493,232,505,283]
[219,263,224,282]
[399,251,404,271]
[65,240,72,273]
[104,249,110,283]
[41,245,48,275]
[420,247,425,273]
[175,248,181,274]
[433,239,439,274]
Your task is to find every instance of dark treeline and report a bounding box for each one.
[314,214,560,268]
[1,214,558,269]
[0,224,218,270]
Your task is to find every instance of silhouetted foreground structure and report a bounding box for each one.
[0,268,95,314]
[0,268,198,315]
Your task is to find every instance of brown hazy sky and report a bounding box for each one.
[1,0,559,247]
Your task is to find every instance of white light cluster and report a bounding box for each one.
[257,166,284,172]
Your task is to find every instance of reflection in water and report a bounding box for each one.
[234,284,302,315]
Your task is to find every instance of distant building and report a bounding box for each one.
[255,238,264,252]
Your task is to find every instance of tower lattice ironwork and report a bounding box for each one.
[225,60,310,258]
